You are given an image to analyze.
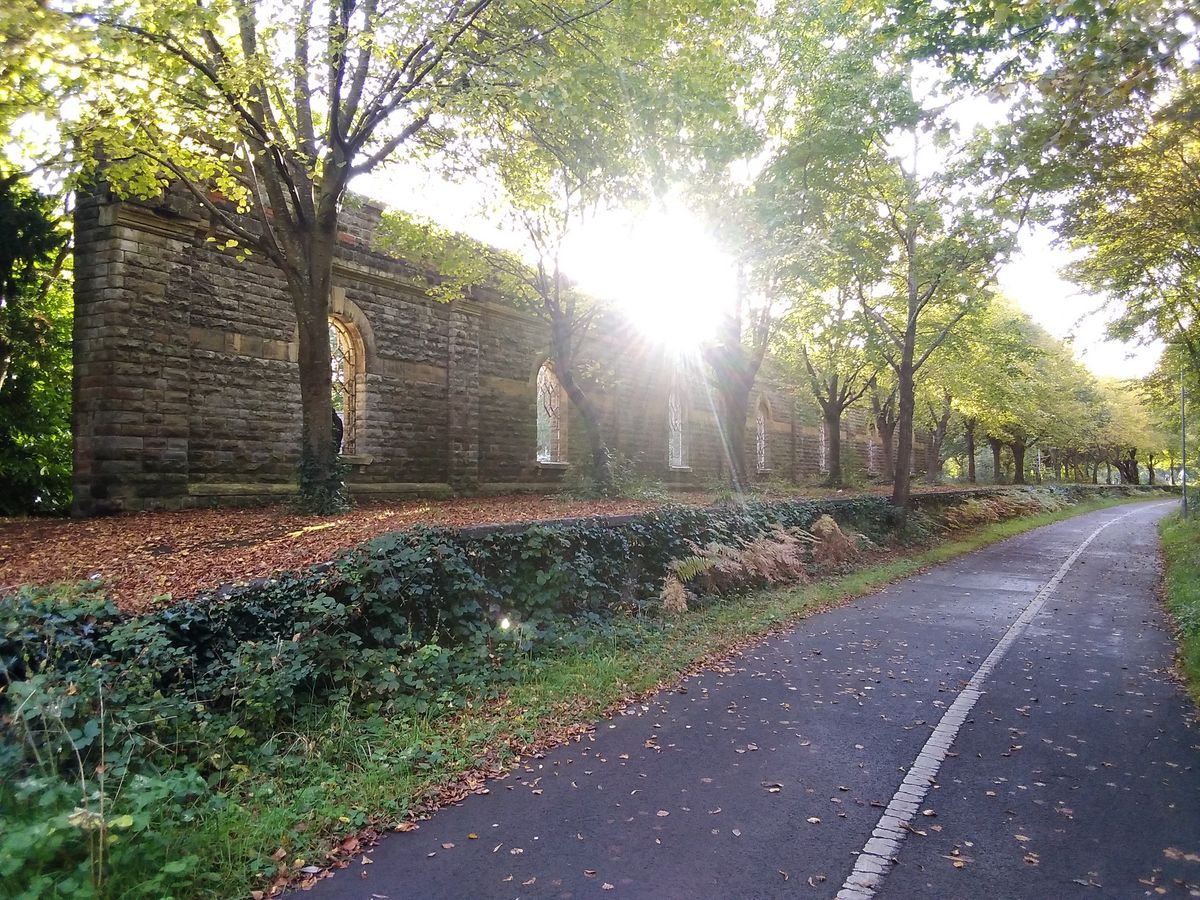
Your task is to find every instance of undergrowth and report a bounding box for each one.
[0,487,1166,897]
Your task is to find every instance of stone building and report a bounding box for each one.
[71,190,914,515]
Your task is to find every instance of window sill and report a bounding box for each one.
[537,460,570,469]
[340,454,374,466]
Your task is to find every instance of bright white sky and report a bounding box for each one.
[360,161,1159,379]
[1000,228,1162,379]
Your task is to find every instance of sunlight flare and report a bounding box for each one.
[560,204,736,351]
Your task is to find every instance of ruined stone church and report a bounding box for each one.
[71,190,913,515]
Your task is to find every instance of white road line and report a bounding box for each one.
[836,506,1145,900]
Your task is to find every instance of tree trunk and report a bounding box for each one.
[1147,454,1156,484]
[892,361,915,508]
[701,310,763,492]
[290,222,344,512]
[965,418,977,483]
[557,366,611,490]
[1115,449,1140,484]
[871,389,897,483]
[823,406,844,486]
[924,393,952,485]
[551,320,611,492]
[1091,461,1099,484]
[727,385,752,489]
[1010,439,1027,484]
[989,437,1004,484]
[1106,461,1112,484]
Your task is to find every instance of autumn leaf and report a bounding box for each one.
[1,495,685,612]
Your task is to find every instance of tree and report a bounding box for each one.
[945,299,1037,484]
[10,0,620,510]
[744,12,1025,507]
[702,271,778,490]
[846,132,1017,506]
[691,0,901,490]
[960,311,1098,485]
[868,374,899,483]
[0,175,72,513]
[380,1,752,492]
[491,3,754,491]
[916,383,954,485]
[776,288,873,486]
[1063,106,1200,369]
[903,0,1196,377]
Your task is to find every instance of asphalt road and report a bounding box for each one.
[304,500,1200,900]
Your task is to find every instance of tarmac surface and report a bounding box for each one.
[304,500,1200,899]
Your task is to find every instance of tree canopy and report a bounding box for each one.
[0,0,1185,511]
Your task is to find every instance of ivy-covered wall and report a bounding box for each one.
[72,191,917,514]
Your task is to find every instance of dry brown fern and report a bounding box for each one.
[810,515,861,569]
[659,574,690,615]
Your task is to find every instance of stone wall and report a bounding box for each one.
[71,191,924,514]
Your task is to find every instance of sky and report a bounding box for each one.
[360,162,1161,380]
[999,228,1162,379]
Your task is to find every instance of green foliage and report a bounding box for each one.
[558,450,668,501]
[0,175,71,515]
[1159,511,1200,706]
[295,452,351,516]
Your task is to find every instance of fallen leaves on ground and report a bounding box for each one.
[0,495,697,611]
[0,484,979,612]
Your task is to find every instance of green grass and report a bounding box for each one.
[120,493,1142,898]
[1158,511,1200,706]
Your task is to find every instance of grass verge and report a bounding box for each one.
[1158,511,1200,706]
[123,493,1142,898]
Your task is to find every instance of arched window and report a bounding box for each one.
[329,316,364,454]
[668,388,688,469]
[536,361,567,463]
[755,399,769,472]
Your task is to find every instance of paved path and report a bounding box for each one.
[306,501,1200,899]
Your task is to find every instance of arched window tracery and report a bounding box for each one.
[668,388,688,469]
[329,316,364,455]
[755,399,769,472]
[536,361,567,463]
